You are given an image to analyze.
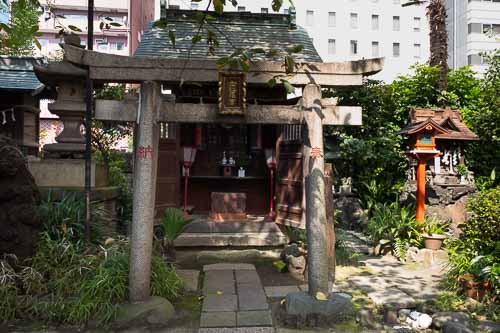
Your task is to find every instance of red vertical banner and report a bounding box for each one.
[195,125,203,147]
[256,125,262,149]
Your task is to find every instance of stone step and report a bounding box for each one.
[183,221,281,234]
[175,231,288,247]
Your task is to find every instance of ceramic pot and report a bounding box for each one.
[422,233,446,250]
[459,275,491,301]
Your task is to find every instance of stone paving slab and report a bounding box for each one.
[237,310,273,327]
[202,294,238,312]
[367,288,416,309]
[199,311,236,328]
[204,270,235,295]
[199,328,274,333]
[177,269,200,292]
[235,269,261,285]
[238,290,269,311]
[264,285,301,298]
[204,263,256,271]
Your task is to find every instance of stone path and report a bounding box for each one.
[199,263,273,330]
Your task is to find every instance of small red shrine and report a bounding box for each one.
[400,108,479,223]
[400,118,448,222]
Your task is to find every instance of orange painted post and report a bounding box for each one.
[416,158,426,223]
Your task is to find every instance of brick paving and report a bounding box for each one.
[200,263,272,328]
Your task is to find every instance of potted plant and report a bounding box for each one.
[458,255,497,301]
[456,164,468,184]
[422,219,448,250]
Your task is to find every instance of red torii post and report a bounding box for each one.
[400,120,449,223]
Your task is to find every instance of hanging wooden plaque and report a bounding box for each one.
[218,72,246,115]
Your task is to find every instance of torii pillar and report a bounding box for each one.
[303,84,329,296]
[129,81,160,302]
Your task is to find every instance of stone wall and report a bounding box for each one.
[401,182,475,229]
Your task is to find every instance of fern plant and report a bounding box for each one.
[157,208,193,260]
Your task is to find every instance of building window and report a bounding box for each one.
[393,16,400,31]
[414,43,421,58]
[328,12,336,27]
[284,8,289,15]
[191,2,199,9]
[306,10,314,26]
[372,41,379,57]
[237,6,246,12]
[350,40,358,55]
[468,23,481,34]
[261,8,268,14]
[328,39,336,55]
[467,54,483,65]
[371,14,379,30]
[350,13,358,29]
[38,38,48,50]
[482,23,500,34]
[393,42,400,57]
[413,17,421,32]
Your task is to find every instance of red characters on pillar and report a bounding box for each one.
[311,147,323,159]
[137,145,154,160]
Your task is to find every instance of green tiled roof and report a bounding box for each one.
[0,56,45,92]
[135,10,322,63]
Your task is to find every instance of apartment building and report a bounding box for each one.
[37,0,129,58]
[447,0,500,75]
[154,0,430,82]
[0,0,8,24]
[36,0,130,150]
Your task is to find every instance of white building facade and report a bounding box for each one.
[446,0,500,75]
[159,0,430,82]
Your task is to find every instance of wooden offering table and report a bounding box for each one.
[210,192,247,222]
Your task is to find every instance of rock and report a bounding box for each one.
[398,309,412,322]
[477,320,500,333]
[286,255,306,279]
[284,291,353,319]
[115,296,175,327]
[0,136,41,259]
[332,194,365,229]
[356,309,381,330]
[405,247,419,263]
[281,243,302,259]
[415,249,449,266]
[432,312,470,329]
[441,322,474,333]
[384,306,399,325]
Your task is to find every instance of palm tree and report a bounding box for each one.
[403,0,448,91]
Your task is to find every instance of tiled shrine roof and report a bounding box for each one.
[0,56,45,92]
[135,9,322,63]
[405,108,479,141]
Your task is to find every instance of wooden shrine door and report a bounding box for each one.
[275,125,304,228]
[155,123,180,219]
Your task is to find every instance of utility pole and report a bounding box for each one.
[85,0,94,242]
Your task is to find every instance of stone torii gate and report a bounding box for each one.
[34,40,383,303]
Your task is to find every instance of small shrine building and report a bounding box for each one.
[34,9,383,300]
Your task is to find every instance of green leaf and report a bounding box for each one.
[168,30,176,48]
[287,44,304,54]
[192,35,202,44]
[109,22,121,27]
[284,55,295,74]
[213,0,224,15]
[33,38,41,50]
[272,0,283,12]
[280,79,294,94]
[268,78,277,88]
[68,25,82,32]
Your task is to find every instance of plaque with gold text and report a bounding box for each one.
[218,72,246,115]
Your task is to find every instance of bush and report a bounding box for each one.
[0,236,184,325]
[444,187,500,302]
[464,186,500,253]
[367,201,422,262]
